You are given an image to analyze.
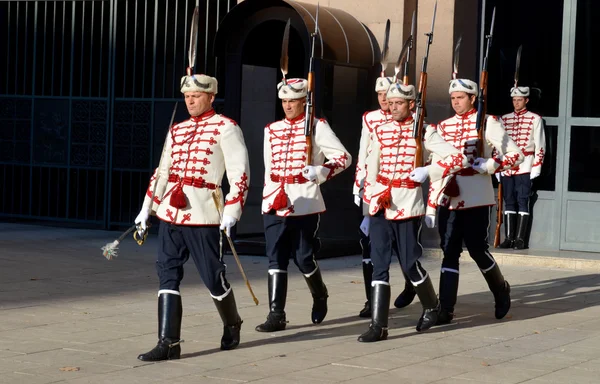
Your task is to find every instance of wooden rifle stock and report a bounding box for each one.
[305,71,315,165]
[476,69,488,157]
[413,71,428,168]
[494,182,503,247]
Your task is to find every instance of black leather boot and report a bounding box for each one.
[304,267,328,324]
[255,271,288,332]
[437,269,459,325]
[482,264,511,319]
[359,260,373,318]
[498,212,517,248]
[213,289,243,350]
[358,283,390,342]
[414,276,439,332]
[138,292,183,361]
[513,213,529,250]
[393,274,416,309]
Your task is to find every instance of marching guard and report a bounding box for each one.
[426,78,523,324]
[255,78,351,332]
[498,86,545,249]
[134,72,250,360]
[359,83,469,341]
[353,76,416,318]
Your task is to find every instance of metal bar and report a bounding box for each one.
[99,1,104,97]
[29,2,39,215]
[15,2,20,93]
[70,2,75,97]
[89,1,95,98]
[205,0,209,72]
[143,0,147,97]
[80,1,85,96]
[61,3,65,96]
[105,0,117,228]
[23,2,28,94]
[42,1,48,94]
[5,2,9,94]
[134,0,139,97]
[162,0,168,98]
[119,171,123,221]
[52,1,56,96]
[95,170,99,220]
[150,0,159,167]
[123,0,129,97]
[173,0,178,95]
[76,168,80,218]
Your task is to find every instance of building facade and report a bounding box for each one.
[1,0,598,253]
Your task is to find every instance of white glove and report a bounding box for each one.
[135,208,150,235]
[495,173,501,182]
[472,157,489,174]
[530,169,541,180]
[220,215,237,237]
[424,214,436,229]
[354,194,361,207]
[360,216,370,236]
[302,165,318,182]
[409,167,429,183]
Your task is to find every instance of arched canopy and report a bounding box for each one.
[214,0,379,68]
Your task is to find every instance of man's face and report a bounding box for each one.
[281,99,305,120]
[512,97,528,112]
[185,91,215,117]
[377,91,389,111]
[389,98,415,121]
[450,92,476,115]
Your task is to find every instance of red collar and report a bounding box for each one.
[284,113,306,124]
[394,115,414,125]
[456,108,477,119]
[190,109,216,122]
[515,108,528,116]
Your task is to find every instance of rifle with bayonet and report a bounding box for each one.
[475,7,496,158]
[304,5,320,165]
[403,10,416,86]
[412,1,437,168]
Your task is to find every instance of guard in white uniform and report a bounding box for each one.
[499,86,546,249]
[135,73,250,361]
[358,83,469,342]
[426,78,523,325]
[256,78,351,332]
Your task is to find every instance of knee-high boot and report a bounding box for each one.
[513,213,529,250]
[438,269,459,324]
[138,292,183,361]
[213,289,243,350]
[414,275,439,332]
[393,272,417,309]
[304,266,329,324]
[482,264,511,319]
[255,270,288,332]
[359,260,373,318]
[358,282,390,342]
[498,212,517,249]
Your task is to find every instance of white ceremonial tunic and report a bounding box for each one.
[262,113,351,217]
[142,109,250,225]
[426,109,523,214]
[500,109,545,176]
[364,116,469,220]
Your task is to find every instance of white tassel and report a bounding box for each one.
[101,240,120,260]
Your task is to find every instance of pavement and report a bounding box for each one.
[2,223,600,383]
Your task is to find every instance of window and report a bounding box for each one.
[572,0,600,117]
[568,126,600,192]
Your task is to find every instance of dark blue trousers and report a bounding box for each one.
[369,213,427,283]
[157,221,230,296]
[437,206,496,272]
[501,174,531,213]
[263,213,320,274]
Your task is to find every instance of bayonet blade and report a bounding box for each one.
[514,45,522,87]
[489,7,496,36]
[410,10,416,46]
[431,0,437,36]
[452,36,462,79]
[393,38,411,82]
[380,19,391,74]
[188,5,199,73]
[314,3,320,35]
[280,19,291,81]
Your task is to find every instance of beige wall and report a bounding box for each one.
[235,0,479,122]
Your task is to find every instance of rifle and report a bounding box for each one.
[304,5,320,165]
[403,10,416,86]
[475,7,496,158]
[412,1,437,168]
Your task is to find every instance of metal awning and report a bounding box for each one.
[214,0,379,68]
